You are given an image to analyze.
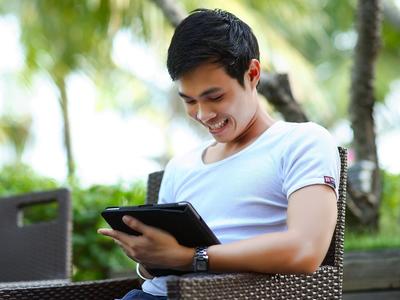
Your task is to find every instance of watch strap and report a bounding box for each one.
[193,246,209,272]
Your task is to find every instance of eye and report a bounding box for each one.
[209,95,223,101]
[184,99,196,105]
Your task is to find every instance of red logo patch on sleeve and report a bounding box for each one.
[324,176,336,188]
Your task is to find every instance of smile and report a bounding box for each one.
[208,118,228,132]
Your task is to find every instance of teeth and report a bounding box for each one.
[209,118,227,130]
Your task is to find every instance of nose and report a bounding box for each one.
[196,104,217,123]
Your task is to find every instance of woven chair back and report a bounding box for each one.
[0,189,72,282]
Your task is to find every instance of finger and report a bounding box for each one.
[98,228,113,236]
[97,228,122,239]
[122,216,153,236]
[113,239,141,262]
[98,228,139,246]
[113,238,124,247]
[113,238,133,252]
[113,239,129,253]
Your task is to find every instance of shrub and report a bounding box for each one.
[71,182,146,280]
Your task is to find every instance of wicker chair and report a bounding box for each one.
[0,277,139,300]
[0,189,72,282]
[0,189,138,299]
[145,147,348,300]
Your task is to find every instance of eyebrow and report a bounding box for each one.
[178,87,222,99]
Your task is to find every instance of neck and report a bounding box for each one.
[225,105,275,152]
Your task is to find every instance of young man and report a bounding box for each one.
[99,8,340,300]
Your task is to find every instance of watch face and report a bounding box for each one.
[197,260,208,272]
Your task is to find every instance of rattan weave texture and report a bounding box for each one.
[0,189,72,282]
[0,277,138,300]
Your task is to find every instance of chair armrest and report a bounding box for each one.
[0,277,139,300]
[167,266,340,299]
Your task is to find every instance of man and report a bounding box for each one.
[98,8,340,300]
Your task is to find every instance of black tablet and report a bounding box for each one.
[101,202,220,276]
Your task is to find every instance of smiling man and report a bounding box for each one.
[98,8,340,300]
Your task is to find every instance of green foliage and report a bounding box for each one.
[380,170,400,233]
[71,182,146,280]
[345,229,400,251]
[19,0,114,80]
[0,115,32,162]
[21,200,59,226]
[0,164,146,280]
[0,164,59,194]
[345,170,400,251]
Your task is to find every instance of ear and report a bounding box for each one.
[247,59,261,89]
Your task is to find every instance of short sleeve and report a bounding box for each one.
[282,123,340,199]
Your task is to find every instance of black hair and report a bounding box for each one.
[167,8,260,86]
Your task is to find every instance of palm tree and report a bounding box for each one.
[0,115,31,163]
[1,0,173,181]
[8,0,117,180]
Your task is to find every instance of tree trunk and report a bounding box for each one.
[150,0,308,123]
[348,0,382,229]
[150,0,186,28]
[258,73,308,122]
[55,77,76,181]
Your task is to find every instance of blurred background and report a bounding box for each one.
[0,0,399,281]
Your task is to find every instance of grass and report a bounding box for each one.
[344,228,400,251]
[344,170,400,252]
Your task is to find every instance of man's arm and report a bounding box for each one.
[98,184,337,274]
[207,184,337,274]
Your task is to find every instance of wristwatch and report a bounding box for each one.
[193,246,209,272]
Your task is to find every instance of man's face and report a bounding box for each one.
[177,62,259,144]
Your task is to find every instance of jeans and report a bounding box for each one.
[119,289,167,300]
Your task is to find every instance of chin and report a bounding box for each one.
[213,135,231,143]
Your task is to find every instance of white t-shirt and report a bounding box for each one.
[142,121,340,296]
